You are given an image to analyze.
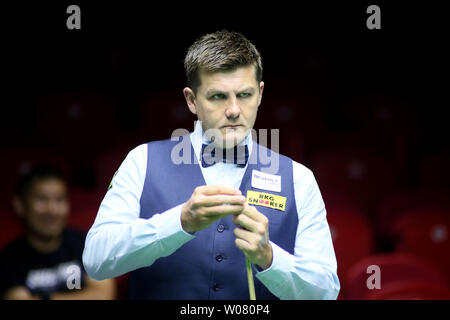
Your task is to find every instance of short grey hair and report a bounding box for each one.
[184,30,263,92]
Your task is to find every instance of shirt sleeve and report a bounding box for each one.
[82,144,195,280]
[255,162,341,299]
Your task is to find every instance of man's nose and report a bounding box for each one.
[225,97,240,119]
[46,200,63,215]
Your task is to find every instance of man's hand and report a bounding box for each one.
[181,186,246,233]
[232,203,273,270]
[2,286,42,300]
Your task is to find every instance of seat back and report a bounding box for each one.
[367,280,450,300]
[393,209,450,277]
[326,206,374,298]
[343,253,449,299]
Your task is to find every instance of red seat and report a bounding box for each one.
[419,150,450,189]
[339,92,421,150]
[67,188,103,231]
[0,212,24,250]
[326,205,374,298]
[338,93,421,182]
[258,88,328,163]
[137,89,194,141]
[33,91,119,156]
[392,209,450,277]
[366,280,450,300]
[92,145,132,193]
[309,145,396,213]
[375,187,450,240]
[343,252,449,300]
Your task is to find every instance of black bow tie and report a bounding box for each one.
[201,143,249,168]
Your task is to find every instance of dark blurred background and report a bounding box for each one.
[1,2,449,299]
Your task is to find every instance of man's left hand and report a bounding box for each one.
[232,203,273,270]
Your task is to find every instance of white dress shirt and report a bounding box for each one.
[83,121,340,299]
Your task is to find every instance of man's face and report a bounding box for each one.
[19,178,69,240]
[185,64,264,148]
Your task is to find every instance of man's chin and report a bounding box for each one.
[30,224,65,240]
[217,134,246,149]
[204,126,250,149]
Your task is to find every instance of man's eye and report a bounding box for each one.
[237,92,251,98]
[36,195,48,202]
[211,94,226,100]
[56,196,67,203]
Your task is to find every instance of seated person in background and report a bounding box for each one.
[0,166,115,300]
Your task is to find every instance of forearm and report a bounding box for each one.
[1,286,40,300]
[83,204,195,280]
[51,290,106,300]
[256,242,340,300]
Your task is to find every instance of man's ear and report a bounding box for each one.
[257,81,265,107]
[183,87,197,115]
[12,196,25,219]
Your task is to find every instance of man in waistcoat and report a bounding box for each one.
[83,30,340,299]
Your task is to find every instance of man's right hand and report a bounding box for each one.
[2,286,42,300]
[181,186,246,233]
